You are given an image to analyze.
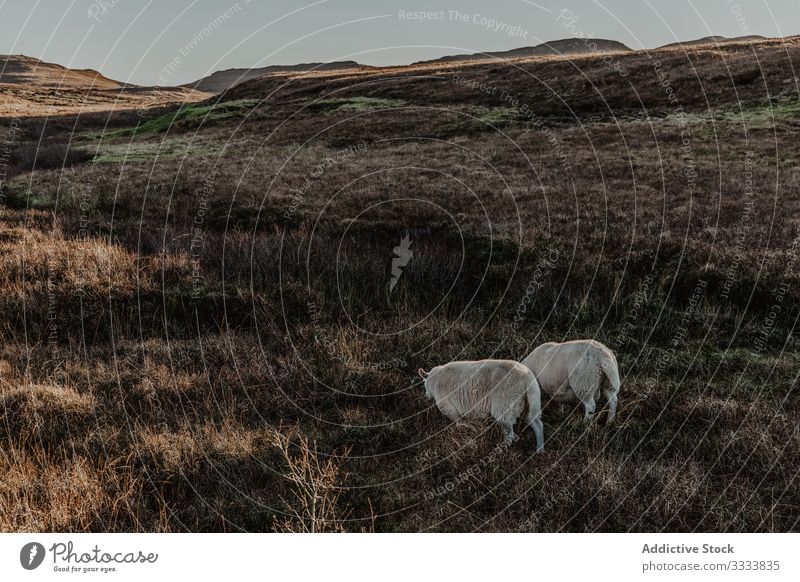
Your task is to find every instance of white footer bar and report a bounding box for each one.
[2,533,797,581]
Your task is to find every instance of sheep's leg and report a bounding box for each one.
[604,388,618,425]
[582,396,596,422]
[500,422,516,445]
[568,356,601,423]
[530,417,544,452]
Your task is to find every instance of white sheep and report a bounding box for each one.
[521,339,620,424]
[418,359,544,451]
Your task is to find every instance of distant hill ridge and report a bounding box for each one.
[183,38,634,94]
[183,61,370,94]
[0,33,781,105]
[0,54,207,117]
[658,35,766,49]
[0,54,123,89]
[417,37,633,64]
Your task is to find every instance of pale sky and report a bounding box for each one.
[1,0,798,86]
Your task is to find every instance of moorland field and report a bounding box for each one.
[1,38,799,532]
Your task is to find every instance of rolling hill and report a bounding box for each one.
[658,34,767,49]
[0,54,124,89]
[0,54,209,116]
[182,39,631,94]
[416,38,632,64]
[183,60,370,94]
[219,35,798,118]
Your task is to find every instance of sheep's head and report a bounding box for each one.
[418,368,433,400]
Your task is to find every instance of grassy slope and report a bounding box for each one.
[1,39,799,532]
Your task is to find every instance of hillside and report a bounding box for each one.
[220,35,799,118]
[418,38,632,64]
[184,40,630,94]
[0,54,123,89]
[658,34,767,49]
[0,55,209,116]
[183,60,370,93]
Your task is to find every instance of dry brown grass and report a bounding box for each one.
[0,226,139,296]
[271,431,354,533]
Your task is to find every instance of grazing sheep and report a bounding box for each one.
[521,340,620,424]
[418,359,544,451]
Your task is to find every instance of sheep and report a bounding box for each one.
[418,359,544,451]
[521,339,620,424]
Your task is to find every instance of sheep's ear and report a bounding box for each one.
[418,368,429,380]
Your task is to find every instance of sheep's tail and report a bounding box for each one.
[598,349,621,424]
[525,372,545,452]
[524,374,542,423]
[599,351,621,394]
